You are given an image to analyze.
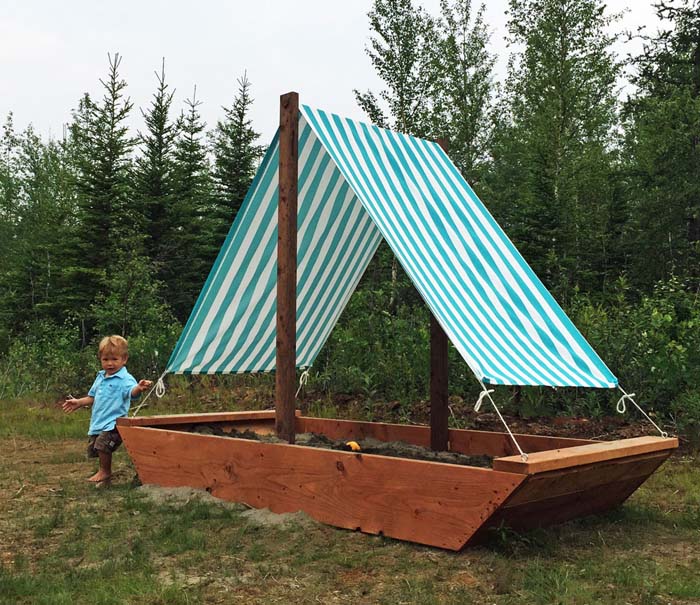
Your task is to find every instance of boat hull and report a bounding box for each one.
[117,412,677,550]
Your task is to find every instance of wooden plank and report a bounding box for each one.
[448,428,595,457]
[478,474,652,536]
[117,410,281,427]
[297,417,431,446]
[119,425,524,550]
[501,450,670,508]
[276,91,299,444]
[296,417,595,456]
[493,436,678,474]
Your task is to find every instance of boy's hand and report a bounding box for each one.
[62,398,83,413]
[136,379,153,394]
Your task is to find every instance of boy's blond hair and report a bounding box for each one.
[98,335,128,358]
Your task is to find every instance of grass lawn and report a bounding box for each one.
[0,397,698,605]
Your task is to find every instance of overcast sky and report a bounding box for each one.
[1,1,662,145]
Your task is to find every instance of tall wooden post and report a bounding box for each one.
[276,91,299,443]
[430,138,450,451]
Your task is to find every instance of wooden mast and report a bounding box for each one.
[276,91,299,443]
[430,138,450,451]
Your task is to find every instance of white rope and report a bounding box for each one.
[616,386,668,437]
[473,387,494,413]
[474,381,528,461]
[295,367,310,399]
[131,371,167,417]
[155,376,166,398]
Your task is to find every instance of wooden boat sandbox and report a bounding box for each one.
[117,410,677,551]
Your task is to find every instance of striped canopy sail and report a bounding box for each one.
[166,105,617,389]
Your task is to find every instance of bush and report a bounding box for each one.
[0,320,94,399]
[0,319,182,400]
[312,289,430,405]
[569,276,700,420]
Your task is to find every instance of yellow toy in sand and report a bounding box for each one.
[345,441,361,452]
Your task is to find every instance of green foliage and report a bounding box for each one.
[135,59,177,268]
[622,0,700,289]
[90,246,175,340]
[314,289,430,406]
[569,277,700,418]
[168,89,217,321]
[210,72,264,241]
[484,0,623,297]
[67,53,139,326]
[0,118,77,343]
[432,0,495,181]
[0,320,94,398]
[70,53,138,258]
[354,0,441,136]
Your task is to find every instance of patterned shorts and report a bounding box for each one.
[87,429,123,458]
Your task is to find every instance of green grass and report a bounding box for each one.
[1,397,699,604]
[0,397,86,440]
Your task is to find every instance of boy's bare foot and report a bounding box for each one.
[87,471,111,482]
[94,477,112,489]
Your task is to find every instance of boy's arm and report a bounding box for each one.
[131,380,153,398]
[62,396,94,413]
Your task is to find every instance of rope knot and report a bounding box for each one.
[295,368,311,399]
[616,392,635,414]
[155,376,166,398]
[616,386,668,438]
[474,388,495,413]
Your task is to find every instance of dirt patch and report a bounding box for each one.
[137,484,245,510]
[137,484,316,528]
[240,508,315,528]
[189,426,492,468]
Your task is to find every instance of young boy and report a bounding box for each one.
[62,335,152,485]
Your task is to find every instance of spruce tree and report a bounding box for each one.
[0,115,22,346]
[169,88,216,321]
[135,59,177,267]
[68,53,139,332]
[211,73,263,244]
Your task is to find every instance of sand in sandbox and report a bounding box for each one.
[189,424,492,468]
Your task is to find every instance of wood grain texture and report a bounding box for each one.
[448,428,595,457]
[296,417,431,446]
[276,90,299,444]
[493,436,678,474]
[473,451,673,540]
[119,425,524,550]
[480,475,654,536]
[296,417,596,457]
[503,451,671,507]
[118,410,282,427]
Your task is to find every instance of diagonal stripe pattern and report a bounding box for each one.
[166,105,617,388]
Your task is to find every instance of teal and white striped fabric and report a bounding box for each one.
[167,105,617,388]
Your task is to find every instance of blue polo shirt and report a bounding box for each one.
[87,366,138,435]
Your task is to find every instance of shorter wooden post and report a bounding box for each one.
[276,91,299,443]
[430,138,450,452]
[430,313,449,451]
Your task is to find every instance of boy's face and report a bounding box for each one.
[100,352,128,376]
